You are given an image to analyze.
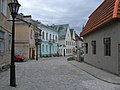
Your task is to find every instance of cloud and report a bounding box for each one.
[18,0,104,35]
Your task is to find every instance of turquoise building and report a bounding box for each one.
[39,24,58,57]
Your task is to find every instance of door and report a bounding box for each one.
[29,48,31,59]
[64,49,65,56]
[32,48,35,59]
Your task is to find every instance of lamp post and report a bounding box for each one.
[35,33,40,61]
[8,0,21,87]
[35,30,42,60]
[49,40,53,57]
[39,30,42,58]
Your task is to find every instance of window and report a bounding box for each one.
[53,35,54,40]
[46,45,48,52]
[30,30,32,39]
[8,35,11,51]
[42,32,44,39]
[91,41,96,54]
[85,43,88,54]
[0,31,5,53]
[42,44,44,52]
[46,33,48,40]
[55,36,57,42]
[104,37,111,56]
[66,41,67,45]
[50,34,51,40]
[1,0,6,15]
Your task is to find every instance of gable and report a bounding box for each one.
[65,27,71,41]
[72,31,76,40]
[54,24,69,40]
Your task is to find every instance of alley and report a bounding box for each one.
[0,57,120,90]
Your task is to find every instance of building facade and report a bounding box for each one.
[15,14,40,59]
[75,34,83,62]
[80,0,120,75]
[40,24,58,57]
[75,34,83,49]
[54,24,76,56]
[0,0,11,70]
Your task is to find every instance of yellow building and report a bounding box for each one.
[15,14,40,59]
[0,0,11,71]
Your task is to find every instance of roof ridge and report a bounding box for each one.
[113,0,120,17]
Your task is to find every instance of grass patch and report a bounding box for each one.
[67,56,76,61]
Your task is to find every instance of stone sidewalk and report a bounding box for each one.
[68,61,120,85]
[0,57,120,90]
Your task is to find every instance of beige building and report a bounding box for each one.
[15,14,40,59]
[0,0,11,71]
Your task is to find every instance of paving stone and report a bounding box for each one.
[0,57,120,90]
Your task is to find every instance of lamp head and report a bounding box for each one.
[8,0,21,18]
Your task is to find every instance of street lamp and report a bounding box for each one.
[8,0,21,87]
[35,32,40,61]
[35,30,42,60]
[39,31,42,58]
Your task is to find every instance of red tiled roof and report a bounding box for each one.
[80,0,120,37]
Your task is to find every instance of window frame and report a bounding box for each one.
[8,34,11,52]
[0,30,5,54]
[46,33,48,40]
[42,32,44,39]
[1,0,7,16]
[85,43,88,54]
[91,41,96,55]
[104,37,111,56]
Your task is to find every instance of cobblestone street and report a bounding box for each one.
[0,57,120,90]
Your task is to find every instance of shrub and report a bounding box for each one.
[67,56,76,61]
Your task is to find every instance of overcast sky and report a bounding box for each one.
[18,0,104,34]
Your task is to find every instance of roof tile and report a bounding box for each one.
[80,0,120,37]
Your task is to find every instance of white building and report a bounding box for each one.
[54,24,76,56]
